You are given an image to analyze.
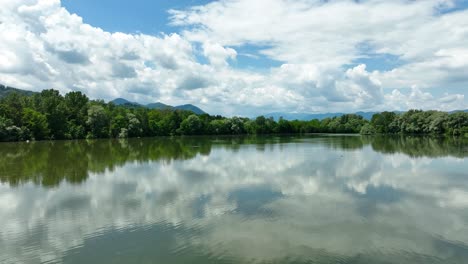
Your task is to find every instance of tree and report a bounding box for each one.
[446,112,468,136]
[36,90,67,139]
[127,113,142,137]
[22,108,49,140]
[86,105,109,138]
[229,117,246,134]
[1,92,25,125]
[277,117,293,133]
[179,114,202,135]
[371,112,397,133]
[0,116,26,141]
[64,91,89,123]
[0,117,12,141]
[110,113,128,138]
[360,123,376,135]
[64,91,89,138]
[209,119,229,135]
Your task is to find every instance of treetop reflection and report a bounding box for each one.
[0,135,466,187]
[0,135,467,263]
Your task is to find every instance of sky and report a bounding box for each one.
[0,0,467,116]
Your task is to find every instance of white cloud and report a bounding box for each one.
[170,0,468,112]
[203,41,237,67]
[0,0,466,115]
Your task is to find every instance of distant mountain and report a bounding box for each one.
[264,111,406,121]
[109,98,206,114]
[355,111,382,120]
[2,84,464,118]
[0,84,36,98]
[264,112,341,121]
[146,102,172,110]
[450,109,468,113]
[174,104,206,115]
[110,98,140,107]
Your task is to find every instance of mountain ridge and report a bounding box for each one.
[0,84,37,98]
[1,84,466,118]
[110,98,206,115]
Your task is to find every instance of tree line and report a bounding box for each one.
[0,89,467,142]
[360,110,468,136]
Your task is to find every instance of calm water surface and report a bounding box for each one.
[0,135,467,263]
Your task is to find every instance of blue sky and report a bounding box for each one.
[62,0,211,35]
[1,0,468,116]
[62,0,283,71]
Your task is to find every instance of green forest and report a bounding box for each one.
[0,89,467,142]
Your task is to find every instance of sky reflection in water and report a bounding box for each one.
[0,135,467,264]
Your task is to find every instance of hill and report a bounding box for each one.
[0,84,207,115]
[0,84,36,98]
[174,104,205,115]
[110,98,139,106]
[146,102,173,110]
[1,84,464,118]
[109,98,206,114]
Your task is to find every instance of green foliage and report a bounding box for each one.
[1,136,466,187]
[22,108,49,140]
[371,111,397,133]
[360,123,376,135]
[179,114,202,135]
[0,116,13,141]
[86,105,109,138]
[278,117,293,133]
[34,90,68,139]
[0,88,467,142]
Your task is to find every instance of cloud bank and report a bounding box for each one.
[0,0,467,115]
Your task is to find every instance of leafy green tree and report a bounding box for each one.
[86,105,109,138]
[64,91,89,122]
[110,113,128,138]
[127,113,142,137]
[179,114,202,135]
[1,92,25,125]
[360,123,376,135]
[148,110,164,136]
[306,119,321,133]
[22,108,49,140]
[228,117,246,134]
[446,112,468,136]
[0,120,25,141]
[277,117,293,133]
[209,119,230,135]
[371,112,397,133]
[167,110,182,135]
[36,90,67,139]
[64,91,89,138]
[0,116,12,141]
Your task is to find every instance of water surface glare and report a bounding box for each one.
[0,135,467,263]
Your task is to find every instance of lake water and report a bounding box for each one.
[0,135,467,264]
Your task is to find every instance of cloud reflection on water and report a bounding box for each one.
[0,136,467,263]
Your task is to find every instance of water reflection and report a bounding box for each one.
[0,135,467,263]
[1,136,466,187]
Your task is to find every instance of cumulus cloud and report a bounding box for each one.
[203,41,237,67]
[170,0,468,112]
[0,0,466,115]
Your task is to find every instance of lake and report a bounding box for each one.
[0,135,467,264]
